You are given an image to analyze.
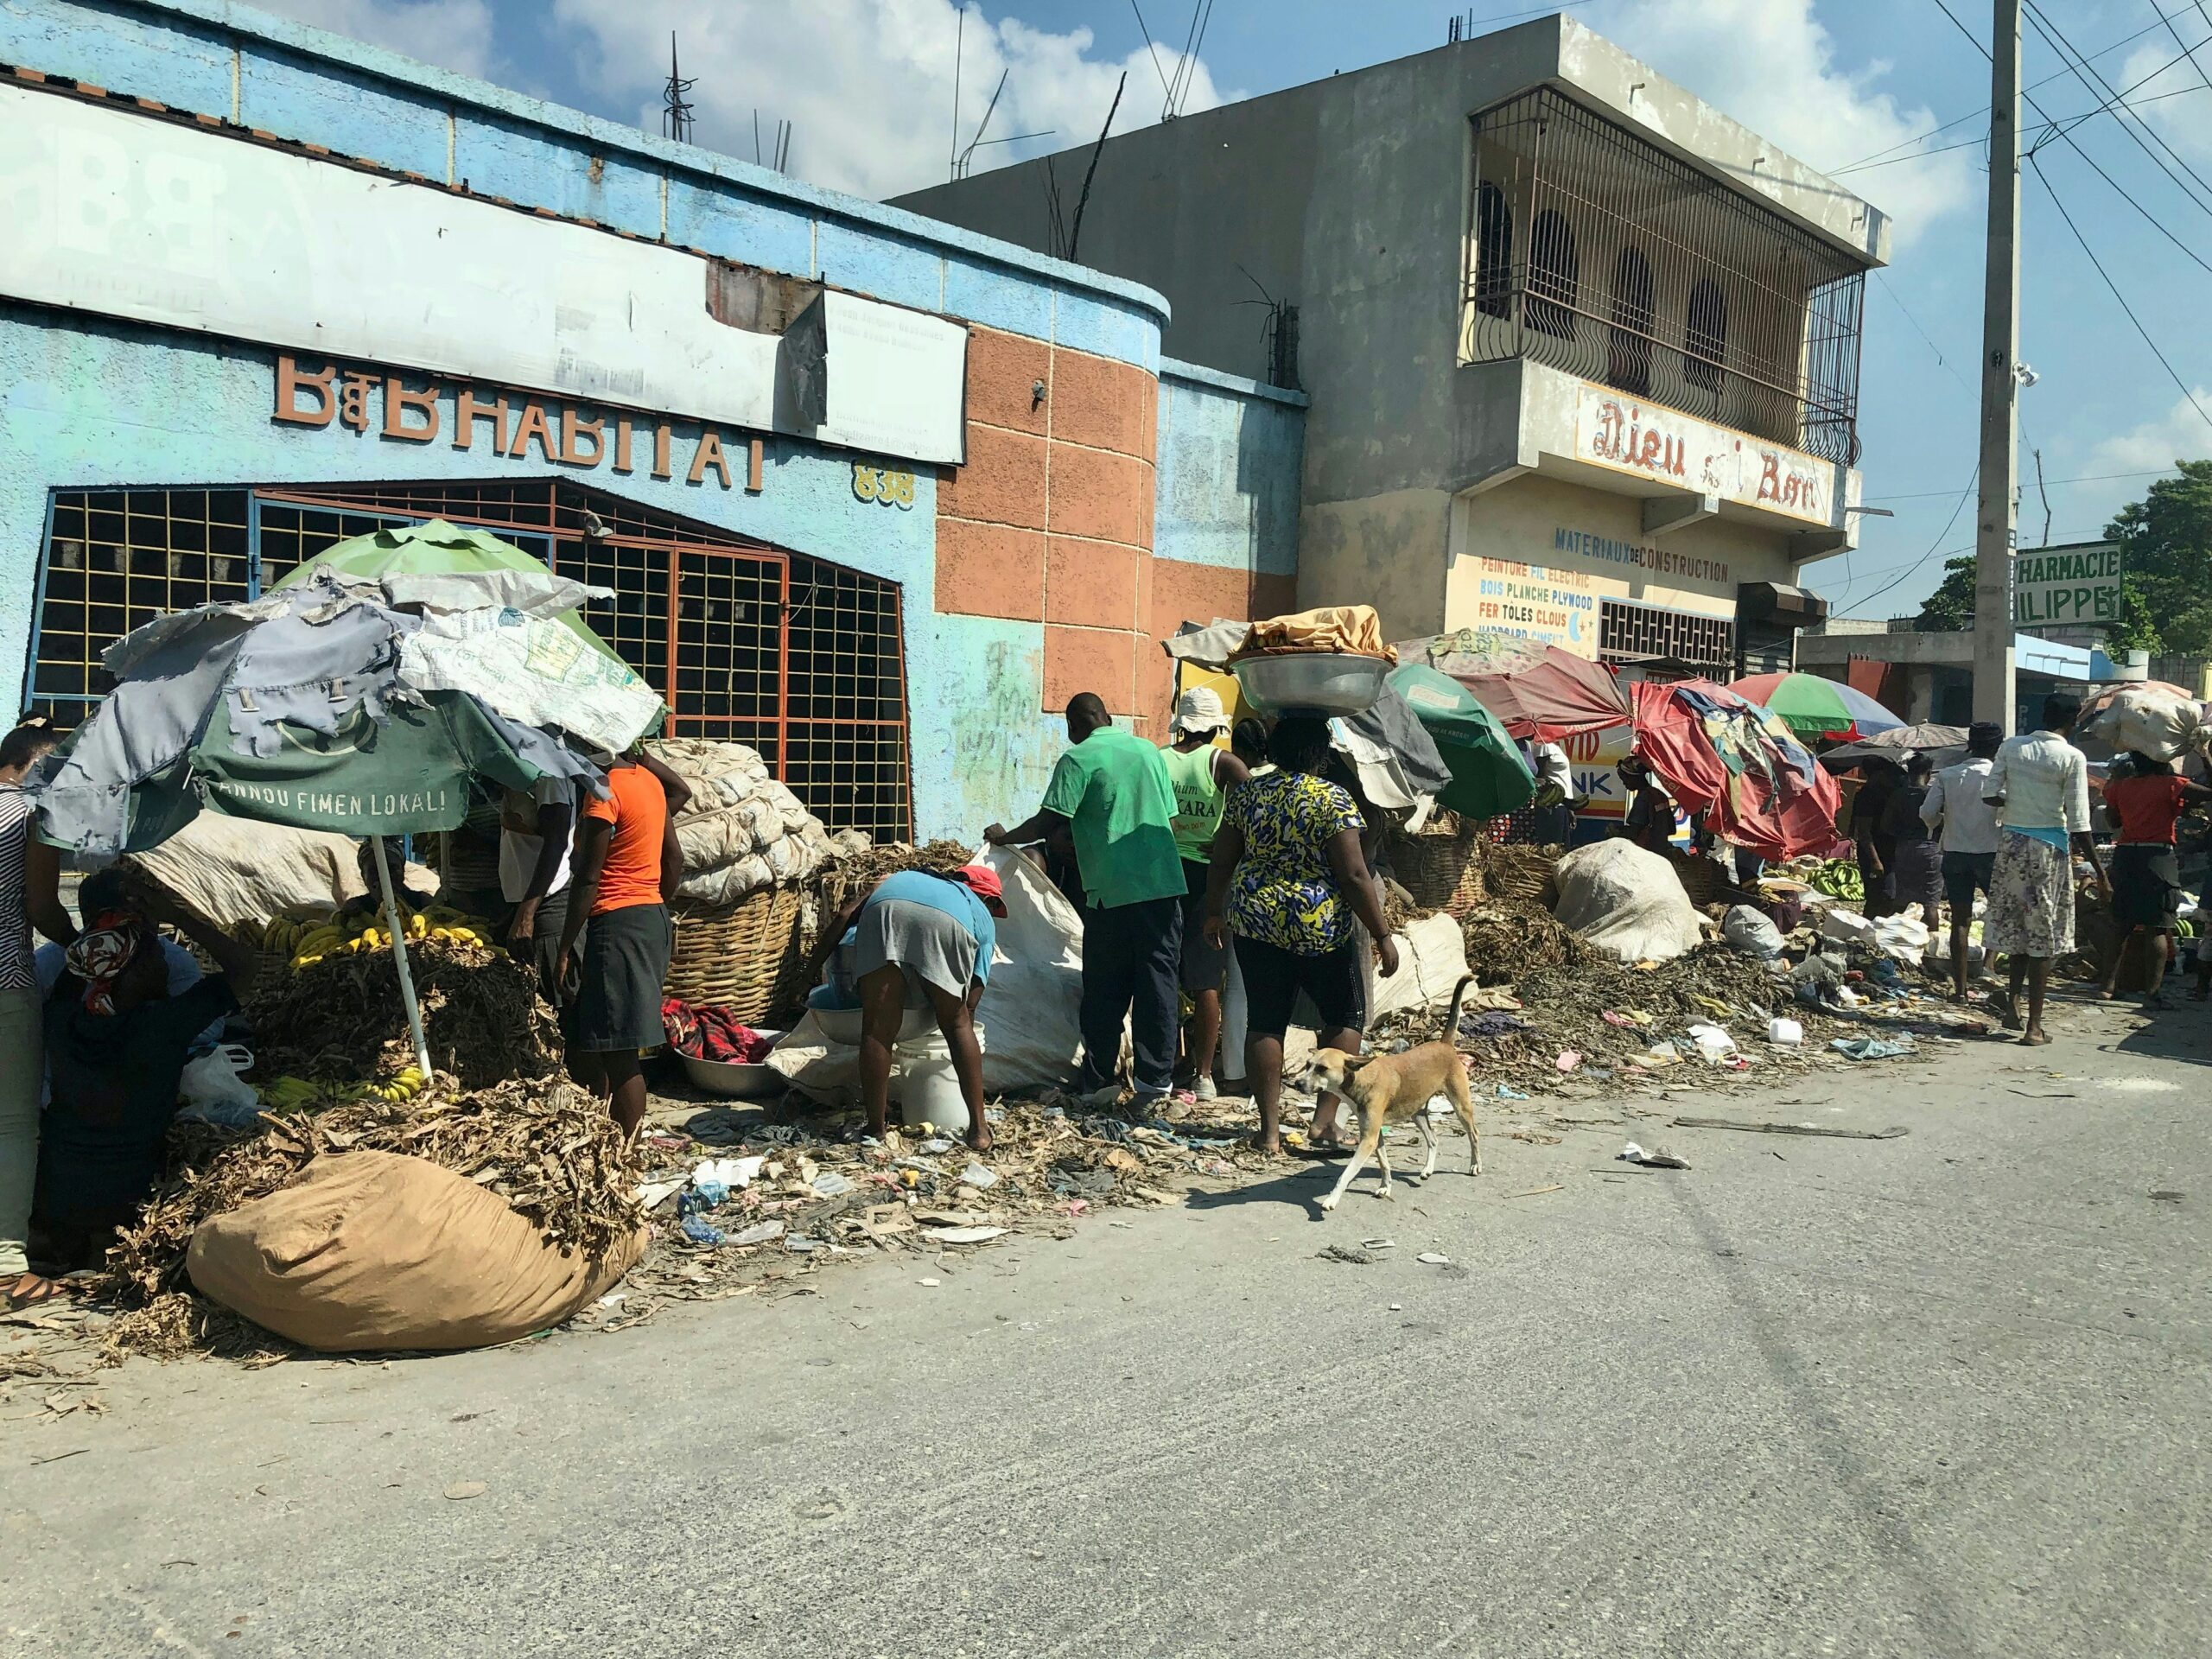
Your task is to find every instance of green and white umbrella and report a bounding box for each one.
[29,539,658,1073]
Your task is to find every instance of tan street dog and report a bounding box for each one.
[1304,974,1479,1211]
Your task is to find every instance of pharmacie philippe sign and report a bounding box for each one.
[273,357,764,491]
[2012,542,2124,626]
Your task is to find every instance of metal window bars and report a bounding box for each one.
[29,480,915,842]
[1599,599,1737,673]
[1464,87,1866,467]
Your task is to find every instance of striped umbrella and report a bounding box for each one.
[1728,671,1904,741]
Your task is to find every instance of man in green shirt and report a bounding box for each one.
[987,692,1185,1104]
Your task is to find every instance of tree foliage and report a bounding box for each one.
[1914,555,1976,632]
[2101,461,2212,657]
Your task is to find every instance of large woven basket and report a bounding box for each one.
[664,885,806,1023]
[1667,850,1723,907]
[1486,844,1560,906]
[1388,818,1489,918]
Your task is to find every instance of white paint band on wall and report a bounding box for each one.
[0,83,968,466]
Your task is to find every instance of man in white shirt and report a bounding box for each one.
[500,779,578,1005]
[1980,696,2107,1045]
[1922,721,2005,1000]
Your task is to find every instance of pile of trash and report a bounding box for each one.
[1458,902,1580,984]
[99,1077,639,1361]
[652,738,834,906]
[596,1092,1280,1326]
[1408,944,1858,1092]
[248,937,560,1090]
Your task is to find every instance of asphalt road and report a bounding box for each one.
[5,991,2209,1657]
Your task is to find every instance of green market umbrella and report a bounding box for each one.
[1387,663,1536,820]
[30,571,616,1075]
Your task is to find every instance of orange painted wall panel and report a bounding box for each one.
[1044,624,1138,716]
[936,519,1046,621]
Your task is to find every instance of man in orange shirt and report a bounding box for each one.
[557,747,690,1135]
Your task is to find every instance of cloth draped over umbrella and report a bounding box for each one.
[1728,671,1903,741]
[1631,680,1844,861]
[1385,663,1535,821]
[1399,629,1631,741]
[28,574,638,856]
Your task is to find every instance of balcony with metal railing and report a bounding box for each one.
[1461,87,1867,470]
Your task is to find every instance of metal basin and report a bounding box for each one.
[1232,652,1392,716]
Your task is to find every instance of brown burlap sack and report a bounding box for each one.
[187,1151,647,1352]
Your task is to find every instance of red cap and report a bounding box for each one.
[953,863,1009,917]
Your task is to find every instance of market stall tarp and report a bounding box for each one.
[1398,629,1631,741]
[1728,671,1903,741]
[28,575,620,855]
[1631,679,1844,861]
[1386,663,1535,821]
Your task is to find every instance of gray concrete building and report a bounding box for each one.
[897,13,1889,677]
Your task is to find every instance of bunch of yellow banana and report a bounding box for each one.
[365,1065,429,1103]
[284,919,346,970]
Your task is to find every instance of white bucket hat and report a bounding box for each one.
[1171,684,1230,737]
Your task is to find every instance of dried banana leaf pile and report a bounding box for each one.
[248,939,560,1090]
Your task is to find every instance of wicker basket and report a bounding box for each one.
[1667,850,1723,907]
[1486,844,1560,906]
[1388,819,1489,918]
[664,885,806,1022]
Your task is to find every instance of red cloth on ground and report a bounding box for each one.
[660,998,772,1064]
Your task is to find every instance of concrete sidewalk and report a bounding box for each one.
[4,991,2207,1657]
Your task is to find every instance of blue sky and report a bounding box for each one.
[262,1,2212,620]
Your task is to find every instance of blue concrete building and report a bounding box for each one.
[0,0,1304,842]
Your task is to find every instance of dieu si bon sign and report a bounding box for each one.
[1571,386,1831,526]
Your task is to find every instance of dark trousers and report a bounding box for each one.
[1079,896,1183,1098]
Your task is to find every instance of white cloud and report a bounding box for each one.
[546,0,1227,200]
[2116,19,2212,163]
[2087,387,2212,472]
[1588,0,1976,243]
[245,0,496,79]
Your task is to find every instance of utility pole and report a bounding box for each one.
[1973,0,2020,729]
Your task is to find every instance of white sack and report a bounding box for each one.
[1552,840,1704,964]
[649,737,831,902]
[133,815,372,929]
[2082,686,2208,761]
[769,844,1084,1098]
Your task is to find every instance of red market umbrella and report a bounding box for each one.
[1630,680,1845,861]
[1402,630,1631,741]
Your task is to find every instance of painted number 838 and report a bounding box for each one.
[853,464,916,508]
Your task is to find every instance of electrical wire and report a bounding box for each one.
[1829,11,2183,173]
[1128,1,1173,103]
[1866,467,2175,502]
[1924,0,2212,276]
[2030,154,2212,435]
[2021,0,2212,216]
[1840,467,1979,614]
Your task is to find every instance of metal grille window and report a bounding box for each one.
[28,480,913,841]
[1599,600,1735,672]
[1464,87,1867,465]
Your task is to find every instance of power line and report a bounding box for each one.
[1831,82,2212,175]
[1828,11,2183,173]
[2020,0,2212,217]
[1866,467,2177,502]
[1128,1,1173,102]
[2030,154,2212,436]
[1840,465,1978,613]
[1923,0,2212,278]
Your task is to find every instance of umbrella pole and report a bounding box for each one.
[374,848,435,1078]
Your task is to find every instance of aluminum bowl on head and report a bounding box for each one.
[1232,652,1391,717]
